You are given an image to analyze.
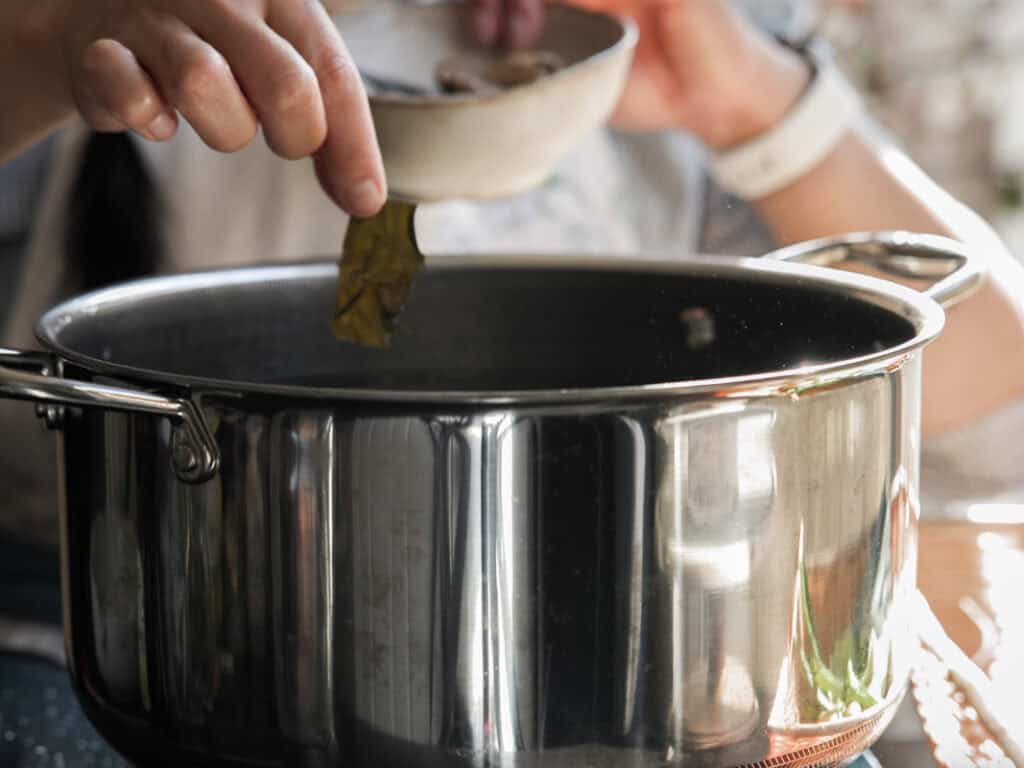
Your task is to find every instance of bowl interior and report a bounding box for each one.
[339,2,631,100]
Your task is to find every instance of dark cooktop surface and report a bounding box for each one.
[0,653,126,768]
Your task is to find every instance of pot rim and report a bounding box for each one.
[35,254,945,404]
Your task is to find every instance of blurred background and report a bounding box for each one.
[819,0,1024,258]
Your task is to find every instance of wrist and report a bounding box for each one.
[708,40,863,201]
[697,39,812,152]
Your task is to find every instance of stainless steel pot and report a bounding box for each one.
[0,232,981,767]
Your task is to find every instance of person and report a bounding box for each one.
[2,0,1024,547]
[0,2,1021,765]
[2,0,388,215]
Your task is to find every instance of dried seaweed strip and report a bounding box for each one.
[436,58,499,95]
[436,50,565,94]
[489,50,565,87]
[333,200,422,349]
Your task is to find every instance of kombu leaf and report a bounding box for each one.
[333,200,422,348]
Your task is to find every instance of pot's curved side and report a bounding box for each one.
[60,356,922,767]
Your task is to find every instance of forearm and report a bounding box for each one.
[753,125,952,245]
[753,121,1024,436]
[596,0,1024,437]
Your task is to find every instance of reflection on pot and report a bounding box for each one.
[61,360,918,767]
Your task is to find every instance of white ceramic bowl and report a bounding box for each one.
[337,1,637,202]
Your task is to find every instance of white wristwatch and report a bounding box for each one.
[709,40,863,200]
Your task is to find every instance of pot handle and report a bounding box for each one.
[764,231,984,308]
[0,348,219,484]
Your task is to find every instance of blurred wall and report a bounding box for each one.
[821,0,1024,256]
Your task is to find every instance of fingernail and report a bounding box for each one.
[474,5,499,44]
[144,112,176,142]
[347,178,384,217]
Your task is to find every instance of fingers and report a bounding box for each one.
[468,0,545,49]
[123,15,258,152]
[67,0,386,214]
[76,39,178,141]
[181,1,328,160]
[268,0,385,215]
[505,0,545,49]
[469,0,503,45]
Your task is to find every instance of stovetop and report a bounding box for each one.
[0,529,120,767]
[0,653,126,768]
[0,533,887,768]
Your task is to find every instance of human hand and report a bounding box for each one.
[468,0,811,150]
[467,0,547,50]
[53,0,385,215]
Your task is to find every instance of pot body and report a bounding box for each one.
[2,239,973,767]
[60,359,921,767]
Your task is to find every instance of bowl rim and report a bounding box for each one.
[348,0,640,107]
